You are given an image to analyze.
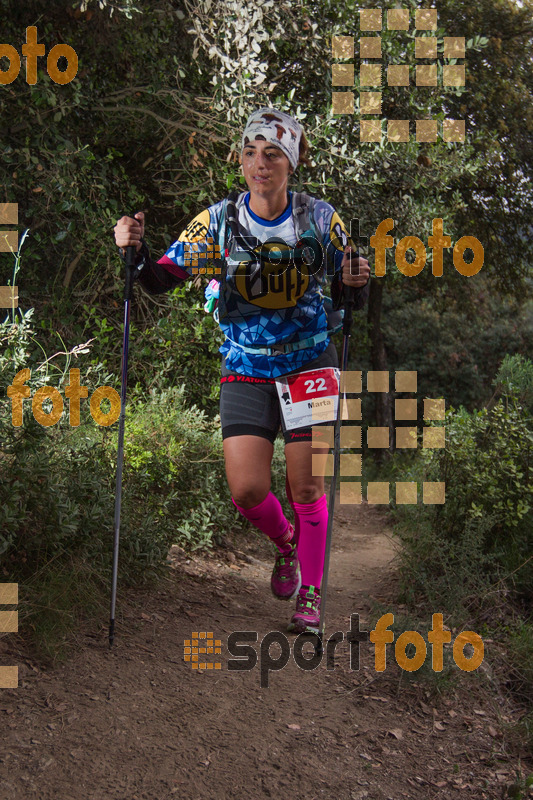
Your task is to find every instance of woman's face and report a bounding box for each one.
[240,139,293,197]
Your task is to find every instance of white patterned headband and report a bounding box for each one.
[241,108,303,171]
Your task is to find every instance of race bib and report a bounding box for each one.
[276,367,340,431]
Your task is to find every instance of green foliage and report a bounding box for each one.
[0,379,242,577]
[507,621,533,706]
[367,601,460,700]
[384,282,533,412]
[0,300,241,656]
[438,408,532,551]
[494,352,533,413]
[1,420,112,570]
[21,557,108,663]
[1,0,531,422]
[385,355,533,742]
[393,360,533,610]
[0,378,247,656]
[1,0,532,696]
[70,280,224,415]
[126,282,224,414]
[114,383,238,557]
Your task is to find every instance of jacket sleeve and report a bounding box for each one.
[128,240,185,295]
[127,203,224,295]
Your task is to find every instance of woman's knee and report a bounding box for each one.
[223,435,274,508]
[290,482,324,505]
[231,485,270,509]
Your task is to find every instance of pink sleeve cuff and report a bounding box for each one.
[157,254,189,281]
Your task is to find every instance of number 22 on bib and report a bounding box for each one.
[275,367,340,431]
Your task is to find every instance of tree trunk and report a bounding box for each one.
[367,279,393,462]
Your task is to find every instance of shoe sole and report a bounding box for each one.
[287,618,319,635]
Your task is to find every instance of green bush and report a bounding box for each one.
[112,383,238,561]
[507,621,533,704]
[1,379,243,581]
[124,281,224,415]
[384,289,533,414]
[492,352,533,413]
[0,304,244,656]
[393,359,533,610]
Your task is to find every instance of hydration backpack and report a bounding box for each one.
[204,190,344,352]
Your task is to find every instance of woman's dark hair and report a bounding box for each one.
[298,132,312,168]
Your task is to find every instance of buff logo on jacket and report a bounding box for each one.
[156,191,368,379]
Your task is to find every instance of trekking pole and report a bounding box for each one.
[315,252,357,657]
[109,244,137,648]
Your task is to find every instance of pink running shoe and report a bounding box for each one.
[287,585,321,634]
[271,539,301,601]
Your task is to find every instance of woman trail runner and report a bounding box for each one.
[113,107,371,634]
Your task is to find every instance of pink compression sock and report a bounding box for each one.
[232,492,294,554]
[292,494,328,593]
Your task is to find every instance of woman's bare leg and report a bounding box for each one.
[222,435,273,508]
[284,440,328,504]
[224,434,295,558]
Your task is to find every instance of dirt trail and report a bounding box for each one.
[0,498,530,800]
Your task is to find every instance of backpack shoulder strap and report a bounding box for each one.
[215,190,244,282]
[223,190,248,256]
[292,191,310,240]
[292,192,320,241]
[217,199,228,256]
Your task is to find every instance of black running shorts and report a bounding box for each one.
[219,341,339,444]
